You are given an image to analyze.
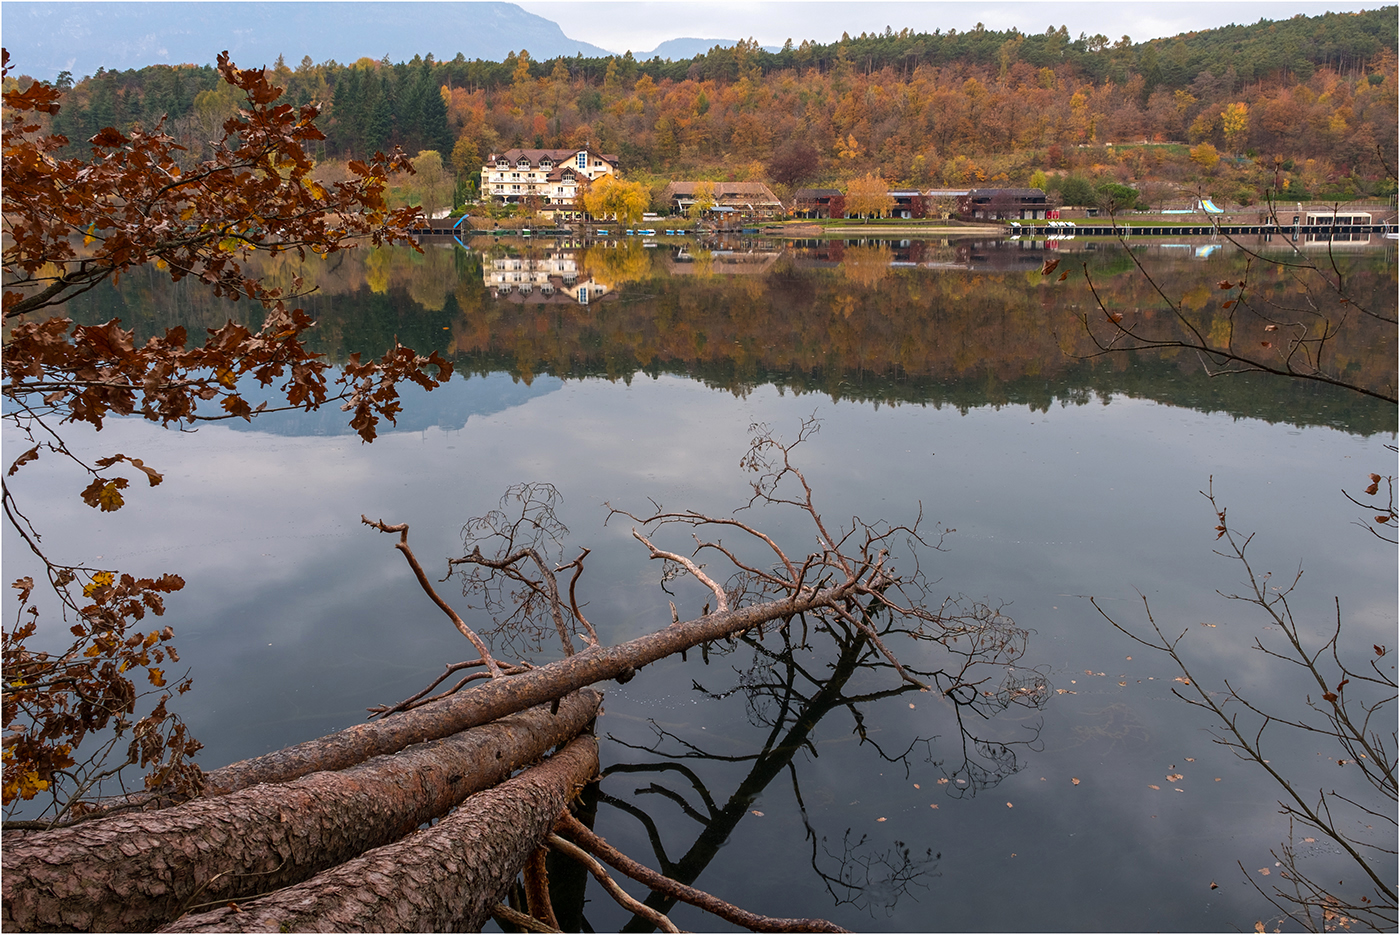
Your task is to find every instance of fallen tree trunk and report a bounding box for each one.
[160,733,599,933]
[1,690,600,933]
[205,583,855,795]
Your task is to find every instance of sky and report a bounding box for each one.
[518,0,1396,55]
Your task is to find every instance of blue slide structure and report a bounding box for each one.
[1198,199,1225,214]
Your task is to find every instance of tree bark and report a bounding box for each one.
[159,734,599,933]
[207,583,856,794]
[2,690,600,933]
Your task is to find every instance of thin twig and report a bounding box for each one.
[362,516,502,677]
[547,833,681,933]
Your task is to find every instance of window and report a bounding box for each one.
[576,152,587,169]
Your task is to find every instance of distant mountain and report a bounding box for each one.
[637,38,736,60]
[2,1,615,79]
[634,38,784,60]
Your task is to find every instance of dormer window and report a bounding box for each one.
[517,158,531,169]
[540,159,553,169]
[496,159,509,168]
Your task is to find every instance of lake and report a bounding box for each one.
[5,232,1395,931]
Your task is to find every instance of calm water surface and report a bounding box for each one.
[5,236,1395,931]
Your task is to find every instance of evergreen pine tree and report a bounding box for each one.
[367,75,394,154]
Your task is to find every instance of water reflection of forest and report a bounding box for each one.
[61,239,1397,436]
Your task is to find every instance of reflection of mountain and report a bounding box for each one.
[223,372,563,437]
[56,241,1396,437]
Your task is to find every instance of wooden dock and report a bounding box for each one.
[408,223,1393,240]
[1008,223,1392,238]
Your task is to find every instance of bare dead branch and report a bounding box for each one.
[631,528,729,613]
[547,833,681,933]
[1091,481,1397,923]
[361,515,503,678]
[523,845,561,931]
[447,484,593,657]
[555,810,850,933]
[491,902,561,934]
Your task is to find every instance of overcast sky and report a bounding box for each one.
[517,0,1395,55]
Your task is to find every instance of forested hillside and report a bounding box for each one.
[6,7,1396,201]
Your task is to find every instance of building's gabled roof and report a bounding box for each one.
[487,148,618,168]
[544,166,581,182]
[793,188,842,200]
[660,181,783,205]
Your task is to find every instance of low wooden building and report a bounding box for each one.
[792,188,842,218]
[889,190,926,219]
[958,188,1049,220]
[660,182,785,218]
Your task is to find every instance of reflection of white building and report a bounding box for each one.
[483,253,613,305]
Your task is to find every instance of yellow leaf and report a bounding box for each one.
[98,482,125,511]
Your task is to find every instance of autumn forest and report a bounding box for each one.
[16,7,1398,207]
